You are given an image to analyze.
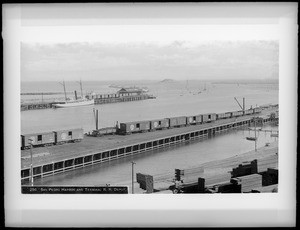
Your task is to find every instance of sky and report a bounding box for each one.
[19,4,281,82]
[21,39,279,82]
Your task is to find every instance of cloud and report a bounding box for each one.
[21,40,279,81]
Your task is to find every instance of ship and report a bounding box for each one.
[52,80,94,108]
[246,137,257,141]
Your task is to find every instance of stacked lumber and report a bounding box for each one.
[231,174,262,193]
[258,155,278,172]
[251,184,278,193]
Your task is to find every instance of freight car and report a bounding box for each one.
[91,127,117,137]
[54,128,83,144]
[230,111,244,117]
[202,113,217,123]
[253,107,262,114]
[150,118,169,131]
[21,131,55,150]
[243,109,254,115]
[216,112,231,120]
[186,115,202,125]
[168,116,187,128]
[118,120,151,135]
[21,128,84,150]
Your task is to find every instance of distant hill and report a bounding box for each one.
[160,79,175,83]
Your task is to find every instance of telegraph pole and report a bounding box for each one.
[131,161,136,194]
[254,118,257,152]
[29,138,34,186]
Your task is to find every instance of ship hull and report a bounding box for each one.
[53,99,94,108]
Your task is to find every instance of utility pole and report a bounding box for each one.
[131,161,136,194]
[29,138,34,186]
[93,108,99,130]
[254,118,257,152]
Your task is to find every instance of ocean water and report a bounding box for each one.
[21,80,279,187]
[21,80,278,134]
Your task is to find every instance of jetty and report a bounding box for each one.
[21,106,277,184]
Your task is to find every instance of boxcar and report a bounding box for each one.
[150,118,169,130]
[244,109,254,115]
[231,111,244,117]
[54,128,84,143]
[168,116,187,128]
[216,112,231,120]
[21,132,55,149]
[186,115,202,125]
[253,107,262,114]
[202,113,217,123]
[119,120,151,134]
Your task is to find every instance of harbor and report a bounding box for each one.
[21,105,278,191]
[21,86,155,111]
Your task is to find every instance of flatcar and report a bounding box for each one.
[168,116,187,128]
[186,115,202,125]
[150,118,169,130]
[202,113,217,123]
[118,120,151,134]
[21,131,55,150]
[91,127,117,136]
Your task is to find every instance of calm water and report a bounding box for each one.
[21,80,278,186]
[32,125,278,186]
[21,81,278,134]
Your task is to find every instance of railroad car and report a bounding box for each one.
[168,116,187,128]
[54,128,83,144]
[243,109,254,115]
[186,115,202,125]
[202,113,217,123]
[21,132,55,150]
[216,112,231,120]
[118,120,151,134]
[253,107,262,114]
[230,111,244,117]
[150,118,169,130]
[91,127,117,136]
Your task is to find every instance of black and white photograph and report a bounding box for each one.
[4,3,297,227]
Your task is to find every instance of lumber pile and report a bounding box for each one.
[231,174,262,193]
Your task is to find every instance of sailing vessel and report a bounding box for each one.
[52,80,94,108]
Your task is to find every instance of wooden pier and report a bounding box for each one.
[21,109,276,184]
[20,94,156,111]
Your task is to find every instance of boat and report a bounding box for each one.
[52,80,94,108]
[246,137,257,141]
[53,98,94,108]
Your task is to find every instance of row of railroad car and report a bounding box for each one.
[117,108,262,135]
[21,128,83,150]
[21,107,264,149]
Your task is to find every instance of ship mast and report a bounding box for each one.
[59,80,67,101]
[77,79,83,98]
